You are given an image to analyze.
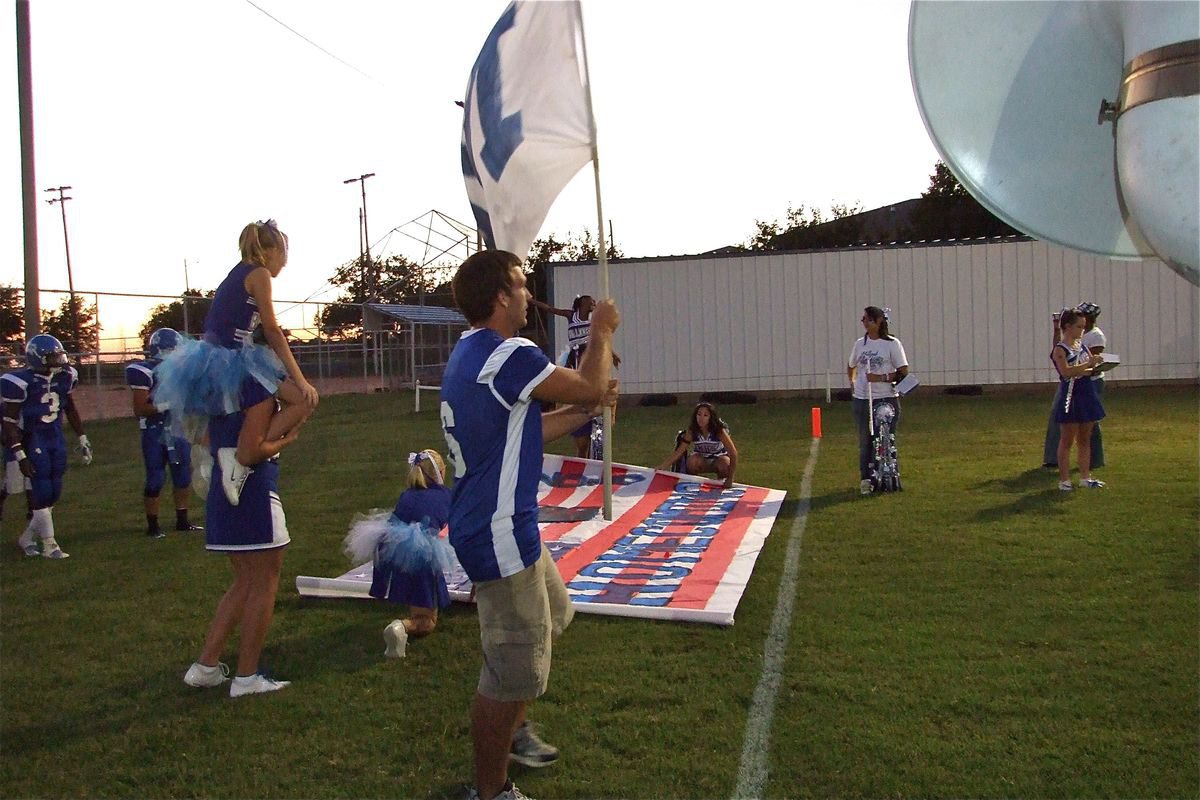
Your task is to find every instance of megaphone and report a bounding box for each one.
[908,1,1199,285]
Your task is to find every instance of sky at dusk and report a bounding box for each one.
[2,0,941,345]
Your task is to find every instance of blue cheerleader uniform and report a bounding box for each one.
[1051,342,1106,424]
[691,429,729,462]
[152,262,286,420]
[358,484,453,609]
[203,410,289,552]
[564,309,590,369]
[563,310,597,439]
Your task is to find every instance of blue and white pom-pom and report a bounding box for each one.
[342,509,394,564]
[342,511,455,575]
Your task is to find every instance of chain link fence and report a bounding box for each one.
[1,288,466,422]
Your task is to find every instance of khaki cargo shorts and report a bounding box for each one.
[475,545,574,702]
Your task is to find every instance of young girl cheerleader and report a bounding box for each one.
[1051,309,1106,490]
[342,449,455,647]
[155,219,319,505]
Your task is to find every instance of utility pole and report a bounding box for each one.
[17,0,40,336]
[44,185,80,353]
[182,259,191,334]
[343,172,375,300]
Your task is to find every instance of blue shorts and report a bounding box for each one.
[26,430,67,509]
[141,427,192,496]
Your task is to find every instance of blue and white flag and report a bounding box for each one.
[461,1,594,260]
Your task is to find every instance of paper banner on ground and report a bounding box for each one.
[296,455,786,625]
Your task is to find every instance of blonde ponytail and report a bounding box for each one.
[238,219,287,267]
[406,449,446,489]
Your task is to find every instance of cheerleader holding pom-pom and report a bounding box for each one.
[154,219,318,506]
[342,449,455,640]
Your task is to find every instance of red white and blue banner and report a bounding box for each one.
[461,0,594,260]
[296,455,786,626]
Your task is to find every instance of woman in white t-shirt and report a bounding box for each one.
[847,306,909,495]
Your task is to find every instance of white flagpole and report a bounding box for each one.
[575,1,613,520]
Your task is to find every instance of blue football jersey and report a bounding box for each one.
[1,366,78,441]
[125,359,168,430]
[440,328,555,582]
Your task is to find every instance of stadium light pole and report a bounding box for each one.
[44,185,81,353]
[343,173,375,300]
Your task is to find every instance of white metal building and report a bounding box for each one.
[544,238,1200,395]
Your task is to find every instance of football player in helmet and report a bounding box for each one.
[126,328,201,538]
[1,334,92,559]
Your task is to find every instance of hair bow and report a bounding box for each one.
[408,451,443,485]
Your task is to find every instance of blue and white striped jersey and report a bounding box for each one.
[440,328,555,582]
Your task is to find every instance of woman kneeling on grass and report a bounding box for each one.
[183,393,301,697]
[658,402,738,489]
[1051,308,1106,491]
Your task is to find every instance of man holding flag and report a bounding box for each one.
[460,0,617,524]
[441,250,618,800]
[455,5,614,792]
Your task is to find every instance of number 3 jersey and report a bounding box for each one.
[1,366,79,446]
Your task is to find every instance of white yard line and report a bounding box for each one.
[733,436,820,800]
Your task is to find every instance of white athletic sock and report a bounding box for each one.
[34,507,56,546]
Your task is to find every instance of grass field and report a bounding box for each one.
[1,385,1196,799]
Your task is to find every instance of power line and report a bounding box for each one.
[242,1,385,87]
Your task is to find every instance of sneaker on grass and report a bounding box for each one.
[510,721,558,768]
[1080,478,1106,488]
[859,479,873,495]
[466,780,531,800]
[217,447,251,506]
[183,661,230,688]
[1058,480,1074,492]
[229,673,290,698]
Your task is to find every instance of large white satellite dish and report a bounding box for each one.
[909,1,1199,285]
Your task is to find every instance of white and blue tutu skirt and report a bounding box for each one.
[154,336,286,419]
[342,510,454,608]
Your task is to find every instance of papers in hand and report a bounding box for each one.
[894,374,920,395]
[1092,354,1121,374]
